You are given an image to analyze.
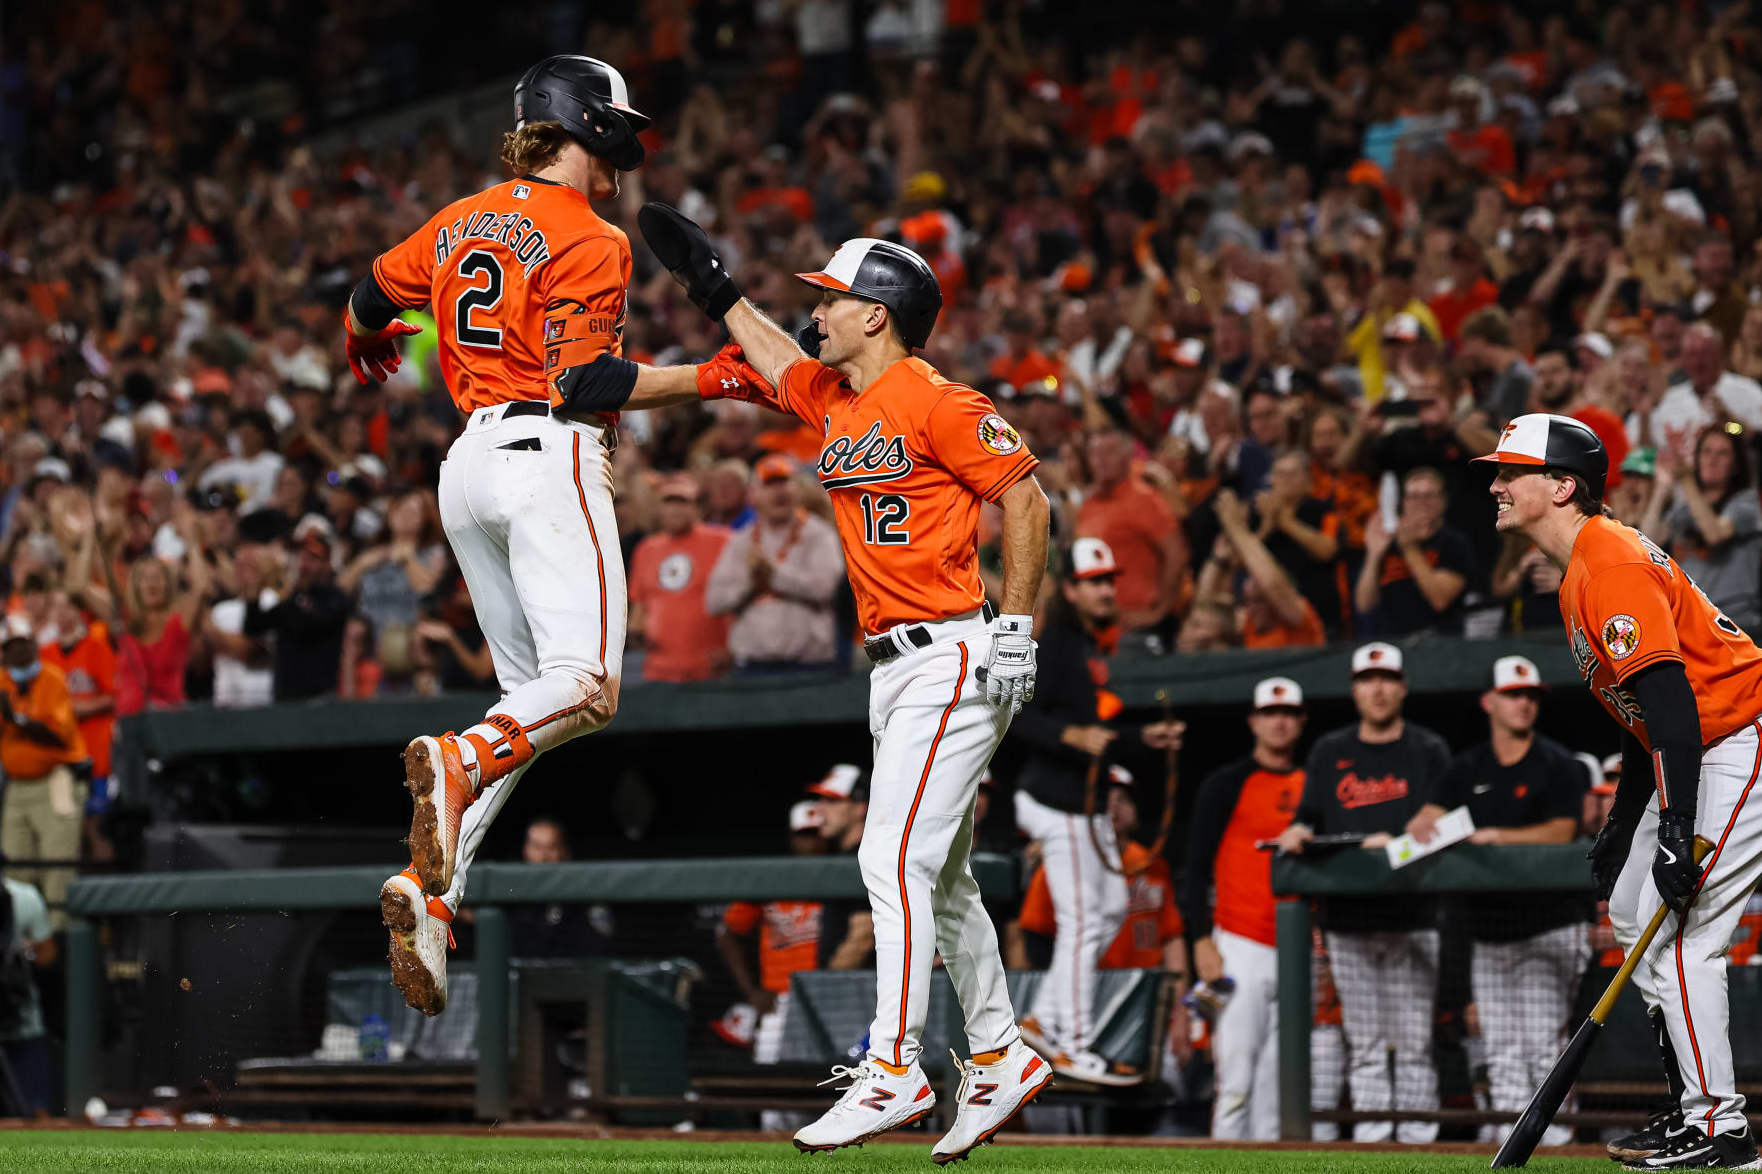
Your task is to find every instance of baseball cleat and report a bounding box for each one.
[1015,1016,1058,1057]
[1621,1124,1761,1170]
[932,1044,1053,1165]
[381,869,454,1016]
[1611,1105,1689,1161]
[792,1059,936,1153]
[403,733,474,895]
[1048,1048,1142,1087]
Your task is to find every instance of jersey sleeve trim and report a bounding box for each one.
[981,453,1040,502]
[369,256,426,309]
[1610,646,1686,684]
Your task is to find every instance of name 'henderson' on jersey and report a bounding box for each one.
[370,177,631,413]
[735,354,1038,634]
[1561,513,1762,748]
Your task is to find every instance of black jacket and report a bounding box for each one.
[1009,611,1147,813]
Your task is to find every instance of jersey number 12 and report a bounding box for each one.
[860,493,910,545]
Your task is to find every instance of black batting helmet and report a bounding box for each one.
[795,238,943,350]
[515,56,651,172]
[1473,412,1609,499]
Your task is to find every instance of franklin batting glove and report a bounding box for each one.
[1652,809,1698,915]
[983,614,1036,715]
[638,202,742,320]
[343,315,422,385]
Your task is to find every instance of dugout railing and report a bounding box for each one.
[61,854,1018,1120]
[1271,843,1697,1141]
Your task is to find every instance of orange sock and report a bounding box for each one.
[873,1058,911,1077]
[971,1048,1007,1066]
[460,713,533,787]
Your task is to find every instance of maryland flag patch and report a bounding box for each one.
[1602,614,1641,660]
[977,413,1023,456]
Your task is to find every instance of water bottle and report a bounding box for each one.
[359,1013,390,1062]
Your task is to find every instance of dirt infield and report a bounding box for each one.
[0,1117,1611,1158]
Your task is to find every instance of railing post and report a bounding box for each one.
[1276,898,1313,1141]
[65,917,99,1114]
[475,905,511,1120]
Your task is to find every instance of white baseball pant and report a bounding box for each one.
[1311,1021,1346,1141]
[1210,928,1281,1140]
[1324,927,1440,1143]
[861,610,1019,1069]
[1472,923,1589,1146]
[1013,789,1129,1056]
[434,404,627,913]
[1608,719,1762,1138]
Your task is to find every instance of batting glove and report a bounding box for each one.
[696,343,772,401]
[343,315,422,385]
[1652,809,1698,915]
[1586,812,1636,902]
[638,202,743,320]
[983,614,1036,715]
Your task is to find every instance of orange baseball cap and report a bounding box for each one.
[754,453,796,484]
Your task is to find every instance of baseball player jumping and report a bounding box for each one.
[1480,413,1762,1170]
[343,56,768,1016]
[636,202,1053,1164]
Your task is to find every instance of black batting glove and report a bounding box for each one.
[637,202,742,320]
[796,321,823,359]
[1587,813,1637,902]
[1652,809,1698,915]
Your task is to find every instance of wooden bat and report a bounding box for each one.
[1490,835,1714,1169]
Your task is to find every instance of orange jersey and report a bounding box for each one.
[42,626,117,778]
[1019,843,1182,969]
[723,900,823,995]
[0,661,87,780]
[1212,768,1304,947]
[1560,515,1762,747]
[371,177,630,412]
[751,356,1039,633]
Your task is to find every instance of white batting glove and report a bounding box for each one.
[984,614,1037,714]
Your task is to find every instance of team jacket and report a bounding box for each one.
[1009,612,1148,813]
[731,356,1037,633]
[1179,756,1305,947]
[370,176,630,412]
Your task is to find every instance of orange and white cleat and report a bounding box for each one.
[381,868,454,1016]
[933,1043,1054,1165]
[793,1059,937,1153]
[1048,1048,1142,1087]
[1015,1015,1059,1058]
[403,733,475,896]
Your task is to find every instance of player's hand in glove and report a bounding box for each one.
[1652,809,1699,915]
[696,343,772,401]
[797,321,825,359]
[638,203,743,320]
[343,314,422,385]
[1586,811,1637,901]
[983,613,1036,715]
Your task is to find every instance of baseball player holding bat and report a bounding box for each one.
[637,203,1053,1164]
[343,56,770,1016]
[1480,413,1762,1170]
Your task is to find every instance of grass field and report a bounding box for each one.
[0,1131,1612,1173]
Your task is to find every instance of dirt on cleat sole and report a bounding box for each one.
[381,884,443,1016]
[403,740,446,895]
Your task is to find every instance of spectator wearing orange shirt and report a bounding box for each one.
[989,311,1061,390]
[629,474,732,682]
[40,591,115,813]
[1444,77,1516,179]
[0,615,88,927]
[1198,489,1326,650]
[1076,427,1186,637]
[1428,235,1502,344]
[717,800,831,1066]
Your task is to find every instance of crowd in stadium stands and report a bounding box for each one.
[6,0,1762,1125]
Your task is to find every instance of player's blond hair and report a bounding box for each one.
[501,121,575,175]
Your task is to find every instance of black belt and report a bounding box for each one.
[864,601,995,665]
[499,399,618,451]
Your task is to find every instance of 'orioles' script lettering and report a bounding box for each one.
[433,210,553,276]
[818,420,914,489]
[1336,772,1409,809]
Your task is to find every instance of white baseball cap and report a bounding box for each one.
[789,799,826,832]
[1106,763,1135,789]
[0,614,32,644]
[1351,642,1404,677]
[1069,537,1118,580]
[1491,654,1545,692]
[806,763,863,800]
[1172,338,1206,368]
[1253,677,1304,710]
[1382,312,1423,342]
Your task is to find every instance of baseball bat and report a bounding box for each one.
[1490,835,1713,1169]
[1254,833,1369,851]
